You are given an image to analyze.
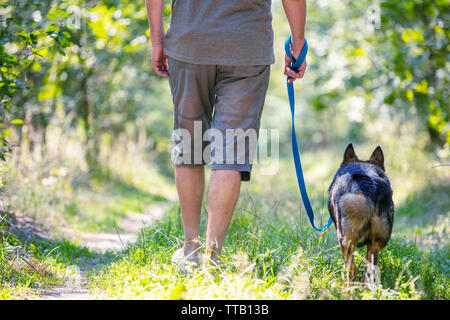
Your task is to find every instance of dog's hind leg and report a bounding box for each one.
[339,237,357,283]
[366,241,381,265]
[364,240,382,288]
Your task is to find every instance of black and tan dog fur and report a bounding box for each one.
[328,144,394,282]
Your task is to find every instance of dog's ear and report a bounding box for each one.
[369,146,385,170]
[343,143,358,163]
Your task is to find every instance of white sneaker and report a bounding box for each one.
[171,248,201,270]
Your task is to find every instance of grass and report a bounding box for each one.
[0,209,118,299]
[0,138,448,300]
[0,216,81,299]
[87,192,448,300]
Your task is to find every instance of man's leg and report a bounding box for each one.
[175,165,205,258]
[168,57,216,265]
[204,64,271,265]
[205,169,241,265]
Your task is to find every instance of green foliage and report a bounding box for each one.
[271,0,448,150]
[0,0,74,160]
[378,0,449,147]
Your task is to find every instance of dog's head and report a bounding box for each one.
[342,143,385,171]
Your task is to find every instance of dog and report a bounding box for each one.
[328,144,394,282]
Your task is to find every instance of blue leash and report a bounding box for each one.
[285,35,333,232]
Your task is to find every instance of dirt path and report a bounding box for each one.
[36,203,169,300]
[72,203,168,252]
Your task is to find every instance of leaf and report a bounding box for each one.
[10,119,24,125]
[47,12,58,21]
[415,80,428,95]
[46,24,58,33]
[7,54,17,63]
[406,89,414,101]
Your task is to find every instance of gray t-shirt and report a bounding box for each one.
[163,0,274,66]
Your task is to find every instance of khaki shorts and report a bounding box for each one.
[168,57,271,181]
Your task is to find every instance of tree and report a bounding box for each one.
[0,0,73,160]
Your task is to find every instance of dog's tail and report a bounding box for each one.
[338,192,374,229]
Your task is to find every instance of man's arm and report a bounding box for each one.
[282,0,307,83]
[145,0,168,77]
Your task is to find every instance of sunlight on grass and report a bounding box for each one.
[88,202,448,300]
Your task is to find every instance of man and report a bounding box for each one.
[146,0,307,267]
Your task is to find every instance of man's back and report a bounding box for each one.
[164,0,274,66]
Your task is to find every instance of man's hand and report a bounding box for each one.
[145,0,168,77]
[282,0,307,83]
[152,44,169,78]
[284,40,307,83]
